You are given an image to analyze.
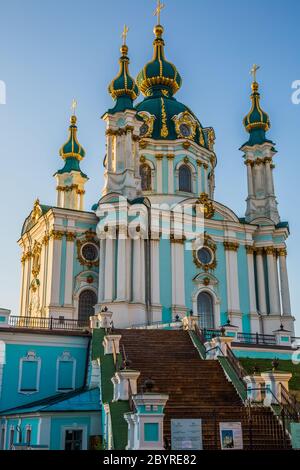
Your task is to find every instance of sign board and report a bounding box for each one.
[291,423,300,449]
[219,422,243,450]
[171,419,203,450]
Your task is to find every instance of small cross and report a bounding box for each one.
[153,0,165,25]
[250,64,260,82]
[122,25,129,45]
[71,98,77,115]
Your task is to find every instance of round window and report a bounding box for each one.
[140,123,149,137]
[81,243,99,263]
[179,123,192,137]
[197,247,213,265]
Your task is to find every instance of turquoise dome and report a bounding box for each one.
[108,44,139,113]
[135,24,208,147]
[137,25,182,97]
[59,115,85,160]
[243,81,271,146]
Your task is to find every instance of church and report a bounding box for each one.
[0,3,299,451]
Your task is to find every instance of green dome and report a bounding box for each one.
[137,25,182,97]
[108,44,139,112]
[243,81,270,133]
[59,115,85,160]
[135,93,206,145]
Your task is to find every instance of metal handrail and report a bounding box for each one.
[280,383,300,420]
[8,315,90,331]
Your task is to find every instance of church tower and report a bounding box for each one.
[102,28,142,200]
[55,108,88,210]
[241,66,280,225]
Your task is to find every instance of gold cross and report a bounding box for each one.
[250,64,260,82]
[153,0,165,25]
[71,98,77,115]
[122,25,129,45]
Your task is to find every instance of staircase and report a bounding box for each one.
[117,329,290,450]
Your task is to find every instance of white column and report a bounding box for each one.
[156,155,163,193]
[150,239,160,305]
[104,238,115,302]
[126,239,132,301]
[278,249,292,316]
[266,247,281,315]
[246,246,257,313]
[265,159,274,195]
[167,155,174,194]
[171,241,185,308]
[132,238,145,303]
[19,254,27,316]
[98,240,106,302]
[203,164,208,194]
[255,248,267,314]
[117,230,127,301]
[106,134,113,172]
[49,234,63,307]
[197,161,202,194]
[245,161,254,196]
[224,243,240,313]
[64,234,75,306]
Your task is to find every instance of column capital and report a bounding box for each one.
[196,159,203,167]
[166,153,175,160]
[223,241,239,252]
[155,154,164,161]
[245,245,255,254]
[264,246,276,256]
[277,248,287,257]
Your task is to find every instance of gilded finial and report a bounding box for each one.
[121,25,129,46]
[71,99,77,124]
[154,0,165,25]
[250,64,260,92]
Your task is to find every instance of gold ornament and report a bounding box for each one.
[196,192,215,219]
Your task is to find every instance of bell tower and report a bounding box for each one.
[241,65,280,225]
[102,27,142,200]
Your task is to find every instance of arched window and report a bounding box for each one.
[140,164,152,191]
[179,165,192,192]
[197,292,214,329]
[78,290,97,325]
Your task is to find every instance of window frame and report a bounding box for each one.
[178,164,192,193]
[18,351,41,395]
[56,352,76,393]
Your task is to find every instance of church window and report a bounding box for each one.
[57,352,76,392]
[9,428,14,449]
[179,165,192,192]
[0,426,5,450]
[197,292,214,329]
[64,429,83,451]
[78,289,97,324]
[26,427,32,446]
[197,247,213,265]
[81,243,99,263]
[19,351,40,394]
[140,163,152,191]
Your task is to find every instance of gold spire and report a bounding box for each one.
[121,25,129,46]
[250,64,260,83]
[153,0,165,25]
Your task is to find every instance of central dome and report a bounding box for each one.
[137,25,182,97]
[135,24,209,147]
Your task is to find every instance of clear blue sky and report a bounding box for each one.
[0,0,299,332]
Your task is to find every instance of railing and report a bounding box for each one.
[238,332,277,345]
[280,383,300,421]
[226,344,248,382]
[128,319,182,330]
[7,315,90,331]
